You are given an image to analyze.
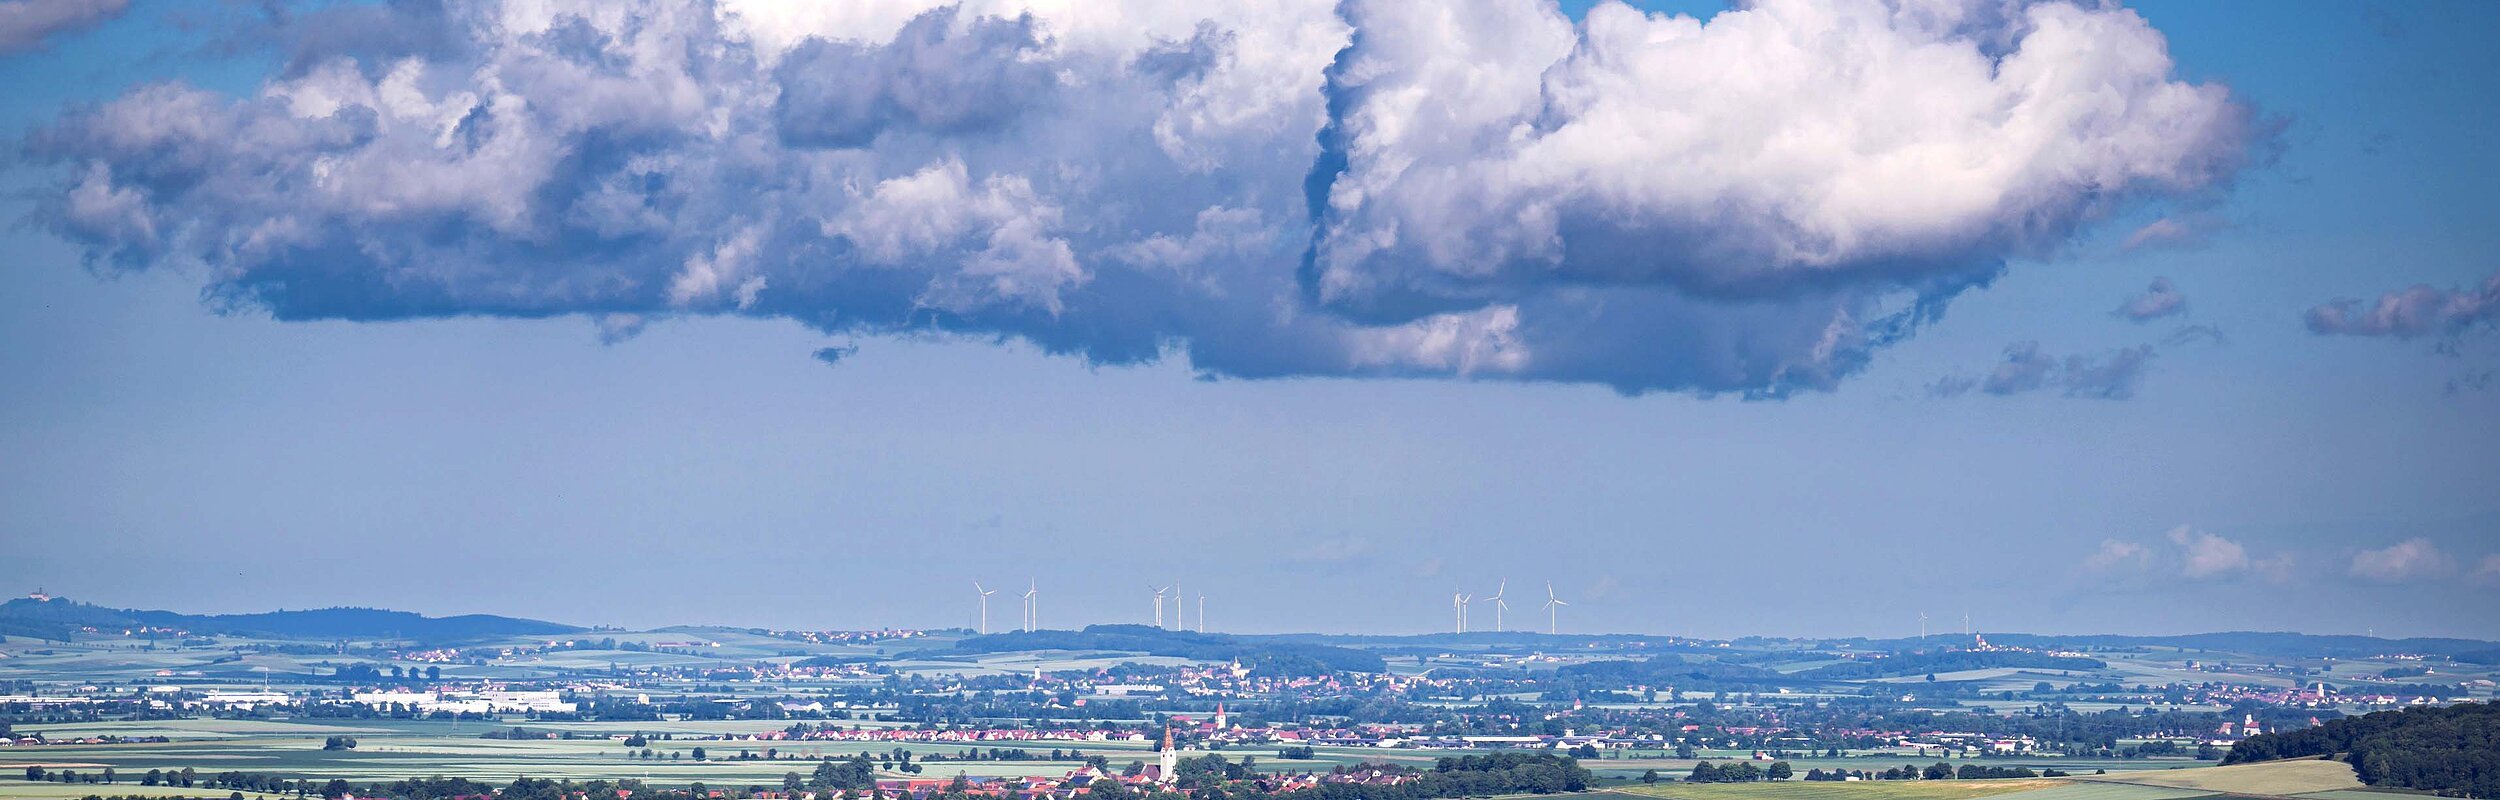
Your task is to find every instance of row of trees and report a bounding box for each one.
[25,765,348,798]
[1657,760,2063,784]
[24,767,115,784]
[1682,761,1791,782]
[324,664,442,683]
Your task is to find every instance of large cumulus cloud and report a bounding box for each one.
[22,0,2258,395]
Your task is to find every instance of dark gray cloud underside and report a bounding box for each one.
[0,0,128,55]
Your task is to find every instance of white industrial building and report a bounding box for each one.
[348,689,574,714]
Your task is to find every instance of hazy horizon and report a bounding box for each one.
[3,0,2497,641]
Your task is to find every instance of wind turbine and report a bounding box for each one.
[1196,593,1206,633]
[1151,586,1170,628]
[1543,582,1567,635]
[1023,579,1038,632]
[1918,612,1928,641]
[1451,588,1470,634]
[1484,580,1509,632]
[975,582,997,635]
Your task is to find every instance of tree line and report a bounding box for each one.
[2225,701,2496,799]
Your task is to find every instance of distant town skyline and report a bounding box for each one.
[2,0,2496,640]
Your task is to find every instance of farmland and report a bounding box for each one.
[3,595,2495,800]
[1607,779,2063,800]
[2069,758,2365,796]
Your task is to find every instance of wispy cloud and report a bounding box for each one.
[2307,270,2500,339]
[2118,214,2229,252]
[1933,342,2156,400]
[2163,324,2228,347]
[2473,554,2500,586]
[2085,539,2149,571]
[2087,526,2290,584]
[2349,538,2452,583]
[2114,277,2187,322]
[0,0,127,55]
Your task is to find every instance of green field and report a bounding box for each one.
[1608,778,2062,800]
[2070,759,2365,796]
[1986,783,2217,800]
[0,784,291,800]
[1,723,1333,787]
[1582,756,2208,780]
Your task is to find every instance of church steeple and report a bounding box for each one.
[1158,724,1179,783]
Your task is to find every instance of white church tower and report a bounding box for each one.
[1159,726,1180,783]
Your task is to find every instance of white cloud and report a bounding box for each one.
[2474,554,2500,586]
[2084,529,2290,585]
[2349,538,2451,583]
[25,0,2260,395]
[829,158,1087,315]
[668,225,769,310]
[1310,0,2250,307]
[2167,525,2249,579]
[2085,539,2148,570]
[1344,306,1530,377]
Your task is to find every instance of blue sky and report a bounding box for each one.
[0,0,2494,639]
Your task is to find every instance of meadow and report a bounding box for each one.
[2066,759,2366,796]
[1606,778,2064,800]
[1596,759,2390,800]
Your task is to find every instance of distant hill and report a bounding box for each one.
[1824,631,2500,660]
[1797,649,2106,680]
[0,596,582,643]
[1551,654,1792,691]
[949,624,1386,675]
[1971,631,2500,659]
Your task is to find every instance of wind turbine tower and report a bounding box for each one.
[975,582,997,635]
[1485,580,1508,632]
[1918,612,1928,641]
[1022,580,1038,632]
[1151,586,1169,628]
[1196,593,1205,633]
[1452,589,1470,634]
[1543,582,1567,635]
